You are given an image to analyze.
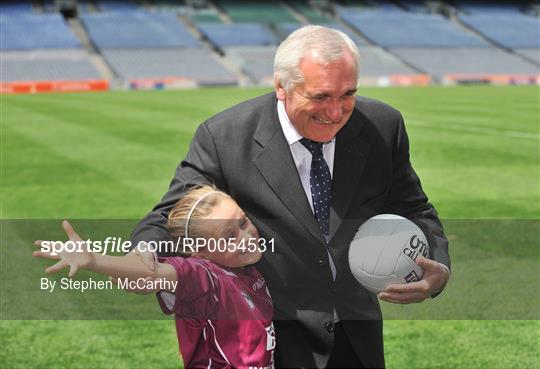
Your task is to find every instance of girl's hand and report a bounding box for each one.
[33,220,95,278]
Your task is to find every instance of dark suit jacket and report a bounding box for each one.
[131,92,450,368]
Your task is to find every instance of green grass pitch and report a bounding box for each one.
[1,86,539,368]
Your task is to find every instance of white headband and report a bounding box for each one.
[184,191,221,240]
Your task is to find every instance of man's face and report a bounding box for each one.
[276,51,358,142]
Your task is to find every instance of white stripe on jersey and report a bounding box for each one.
[199,264,220,303]
[207,319,231,366]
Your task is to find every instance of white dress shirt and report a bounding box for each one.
[277,100,339,279]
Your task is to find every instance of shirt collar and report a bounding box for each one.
[277,100,303,146]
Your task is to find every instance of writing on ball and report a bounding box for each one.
[402,234,429,262]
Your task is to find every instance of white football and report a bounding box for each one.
[348,214,430,293]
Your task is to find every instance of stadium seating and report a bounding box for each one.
[341,11,488,48]
[214,0,299,24]
[399,0,432,13]
[458,13,540,48]
[146,0,189,13]
[390,47,539,78]
[1,14,81,50]
[0,13,102,83]
[0,1,34,14]
[288,1,331,23]
[96,0,141,12]
[223,46,277,84]
[1,0,537,90]
[1,49,102,82]
[515,49,540,64]
[336,3,538,82]
[79,10,238,85]
[80,12,200,49]
[337,0,404,13]
[101,48,237,85]
[273,22,367,47]
[454,0,532,15]
[197,23,278,48]
[357,46,417,76]
[189,8,223,23]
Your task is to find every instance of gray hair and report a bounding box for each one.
[274,25,360,93]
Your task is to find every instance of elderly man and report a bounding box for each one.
[131,25,450,368]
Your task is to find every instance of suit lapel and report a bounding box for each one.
[251,95,370,244]
[253,96,325,244]
[329,109,370,241]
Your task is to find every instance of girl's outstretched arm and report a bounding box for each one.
[34,221,177,291]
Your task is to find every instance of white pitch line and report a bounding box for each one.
[408,120,540,141]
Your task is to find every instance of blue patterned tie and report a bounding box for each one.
[300,138,332,239]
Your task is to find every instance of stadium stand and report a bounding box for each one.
[340,10,489,47]
[458,13,540,49]
[399,0,432,13]
[337,3,538,83]
[0,1,34,14]
[1,14,81,50]
[0,11,103,85]
[223,46,277,84]
[42,0,58,13]
[80,12,200,48]
[337,0,404,13]
[76,0,97,13]
[273,22,367,46]
[1,49,102,82]
[457,11,540,73]
[454,0,532,15]
[79,10,236,86]
[189,8,223,23]
[357,46,417,77]
[390,47,539,79]
[213,0,299,24]
[515,49,540,64]
[288,1,332,23]
[101,48,237,85]
[96,0,141,13]
[146,0,189,13]
[1,0,538,92]
[197,23,278,48]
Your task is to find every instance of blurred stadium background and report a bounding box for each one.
[1,0,538,92]
[1,1,539,369]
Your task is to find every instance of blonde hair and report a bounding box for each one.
[274,25,360,93]
[167,185,230,256]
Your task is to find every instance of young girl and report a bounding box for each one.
[34,186,275,369]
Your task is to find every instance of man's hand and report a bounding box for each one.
[378,256,449,304]
[33,220,95,278]
[109,242,159,294]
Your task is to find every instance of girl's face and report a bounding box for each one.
[196,197,262,268]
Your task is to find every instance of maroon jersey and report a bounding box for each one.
[157,257,275,369]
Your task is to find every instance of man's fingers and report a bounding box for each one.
[379,291,426,304]
[62,220,81,241]
[378,296,405,304]
[45,260,68,274]
[384,280,429,294]
[417,256,437,271]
